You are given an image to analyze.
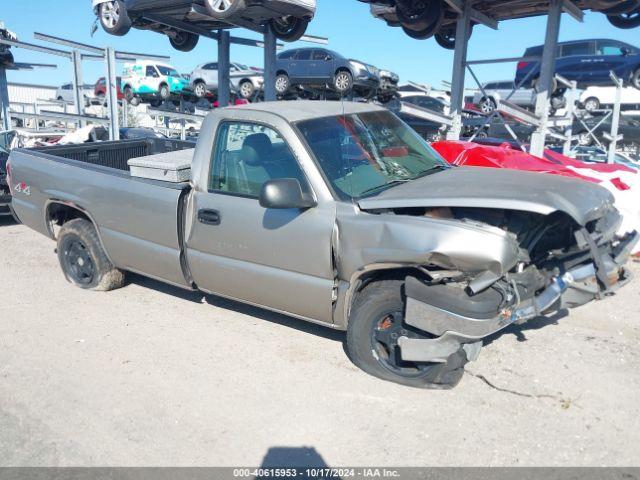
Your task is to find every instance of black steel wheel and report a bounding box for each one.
[169,31,199,52]
[346,280,468,388]
[57,218,126,291]
[607,7,640,28]
[269,16,309,42]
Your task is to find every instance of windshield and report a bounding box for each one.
[298,110,449,200]
[157,65,179,77]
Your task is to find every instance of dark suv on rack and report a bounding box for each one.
[274,48,380,96]
[515,39,640,89]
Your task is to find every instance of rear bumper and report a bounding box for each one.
[400,230,639,364]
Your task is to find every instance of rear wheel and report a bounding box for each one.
[347,280,467,389]
[203,0,245,19]
[269,17,309,42]
[57,218,126,291]
[99,0,132,36]
[169,31,199,52]
[238,80,255,99]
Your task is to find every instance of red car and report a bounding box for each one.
[94,77,124,103]
[431,140,633,190]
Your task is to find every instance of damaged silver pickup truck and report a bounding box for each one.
[8,101,638,388]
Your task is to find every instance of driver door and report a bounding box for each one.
[185,121,337,323]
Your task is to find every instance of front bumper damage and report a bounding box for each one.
[399,230,639,364]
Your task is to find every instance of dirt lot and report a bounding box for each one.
[1,215,639,467]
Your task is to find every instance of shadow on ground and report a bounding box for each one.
[129,273,346,344]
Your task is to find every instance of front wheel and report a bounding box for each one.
[269,17,309,42]
[57,219,126,291]
[193,81,208,98]
[632,69,640,90]
[479,97,496,114]
[333,70,353,94]
[99,0,132,36]
[159,84,170,99]
[346,280,467,389]
[583,96,601,112]
[203,0,245,19]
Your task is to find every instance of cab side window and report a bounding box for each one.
[146,66,158,78]
[209,122,309,198]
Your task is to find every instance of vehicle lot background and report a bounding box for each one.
[1,216,639,466]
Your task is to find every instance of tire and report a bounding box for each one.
[479,97,496,114]
[193,81,208,98]
[169,31,199,52]
[346,280,468,389]
[400,2,444,40]
[159,83,170,99]
[607,8,640,28]
[632,69,640,90]
[584,96,601,112]
[203,0,245,19]
[275,73,290,95]
[98,0,132,37]
[57,218,126,292]
[129,96,141,107]
[269,17,309,42]
[599,0,640,14]
[333,70,353,94]
[434,23,473,50]
[396,0,442,26]
[238,80,255,99]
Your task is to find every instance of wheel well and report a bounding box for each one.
[193,78,205,85]
[276,70,288,77]
[46,202,92,238]
[335,67,352,77]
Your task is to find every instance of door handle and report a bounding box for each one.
[198,209,221,226]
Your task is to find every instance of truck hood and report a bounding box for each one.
[357,166,615,226]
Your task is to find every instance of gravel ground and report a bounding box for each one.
[1,216,639,467]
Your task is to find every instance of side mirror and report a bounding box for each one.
[325,55,332,61]
[621,47,630,56]
[259,178,317,210]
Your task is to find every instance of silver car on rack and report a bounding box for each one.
[190,62,264,99]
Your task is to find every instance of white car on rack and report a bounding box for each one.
[580,86,640,112]
[55,83,96,107]
[190,61,264,99]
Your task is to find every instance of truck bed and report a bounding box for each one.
[10,138,196,288]
[31,137,195,172]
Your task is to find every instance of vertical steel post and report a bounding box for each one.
[446,2,472,140]
[218,30,231,108]
[530,0,562,157]
[608,74,623,164]
[0,67,10,131]
[263,26,277,102]
[71,49,86,127]
[106,47,120,141]
[562,80,578,156]
[122,95,128,128]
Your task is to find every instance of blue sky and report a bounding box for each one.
[3,0,640,89]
